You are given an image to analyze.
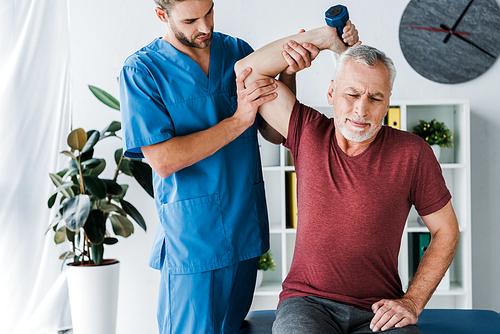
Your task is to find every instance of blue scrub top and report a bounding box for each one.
[120,33,270,274]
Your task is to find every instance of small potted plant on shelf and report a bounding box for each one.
[256,250,276,288]
[46,85,154,334]
[412,118,453,160]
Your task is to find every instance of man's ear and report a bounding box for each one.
[155,7,169,23]
[327,80,335,106]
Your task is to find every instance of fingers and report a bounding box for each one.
[237,73,277,108]
[370,299,418,332]
[371,300,385,314]
[236,67,252,90]
[284,41,311,68]
[301,42,320,61]
[281,39,319,75]
[235,72,277,126]
[342,20,361,46]
[245,79,277,102]
[282,50,298,68]
[236,68,277,97]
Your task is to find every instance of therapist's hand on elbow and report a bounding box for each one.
[234,67,277,128]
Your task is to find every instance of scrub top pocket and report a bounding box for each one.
[159,193,230,274]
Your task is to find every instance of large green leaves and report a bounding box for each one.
[102,179,123,196]
[110,184,129,201]
[110,214,134,238]
[115,149,133,176]
[63,194,91,231]
[49,173,74,199]
[65,160,80,178]
[82,175,107,199]
[114,148,123,165]
[81,130,100,153]
[47,181,75,208]
[89,85,120,110]
[99,203,126,215]
[81,158,102,170]
[91,244,104,265]
[86,159,106,176]
[48,193,58,208]
[84,210,106,244]
[120,199,147,232]
[129,160,154,198]
[54,226,66,244]
[104,237,118,245]
[67,128,87,151]
[101,121,121,140]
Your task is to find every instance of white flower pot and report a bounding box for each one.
[431,144,441,161]
[255,270,264,288]
[66,259,120,334]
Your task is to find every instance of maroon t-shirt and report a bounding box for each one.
[280,101,451,311]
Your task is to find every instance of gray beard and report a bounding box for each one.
[334,115,381,142]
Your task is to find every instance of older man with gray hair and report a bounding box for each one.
[235,26,459,333]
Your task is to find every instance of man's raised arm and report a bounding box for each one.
[234,22,359,138]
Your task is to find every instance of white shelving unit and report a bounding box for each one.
[251,99,471,311]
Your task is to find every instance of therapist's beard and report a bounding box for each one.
[173,26,213,49]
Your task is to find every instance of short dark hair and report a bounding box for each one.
[154,0,187,14]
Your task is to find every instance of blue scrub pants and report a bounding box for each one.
[158,257,259,334]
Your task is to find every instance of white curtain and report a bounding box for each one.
[0,1,72,333]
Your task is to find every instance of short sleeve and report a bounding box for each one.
[284,101,323,159]
[119,65,174,159]
[410,143,452,216]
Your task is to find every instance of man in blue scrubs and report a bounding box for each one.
[119,0,358,332]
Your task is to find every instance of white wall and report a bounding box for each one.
[68,1,500,332]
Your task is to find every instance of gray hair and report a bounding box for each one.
[333,45,397,90]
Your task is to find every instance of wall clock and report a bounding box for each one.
[399,0,500,84]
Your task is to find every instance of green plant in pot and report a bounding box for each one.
[255,250,275,288]
[412,119,453,148]
[258,250,276,271]
[47,85,154,266]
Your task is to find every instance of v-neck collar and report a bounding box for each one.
[151,33,220,91]
[333,125,385,160]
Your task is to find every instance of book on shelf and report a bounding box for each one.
[408,232,450,290]
[285,171,297,228]
[408,232,430,281]
[386,107,401,129]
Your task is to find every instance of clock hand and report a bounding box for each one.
[441,24,495,58]
[407,25,470,35]
[444,0,475,43]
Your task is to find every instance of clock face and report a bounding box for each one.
[399,0,500,84]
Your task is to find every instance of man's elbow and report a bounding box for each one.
[234,58,249,77]
[142,147,175,179]
[146,160,172,179]
[452,224,460,248]
[155,167,173,179]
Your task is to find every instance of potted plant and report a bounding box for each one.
[46,85,154,334]
[412,118,453,160]
[256,250,276,288]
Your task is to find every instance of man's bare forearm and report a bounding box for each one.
[235,25,346,81]
[370,201,459,331]
[404,214,459,313]
[142,115,250,178]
